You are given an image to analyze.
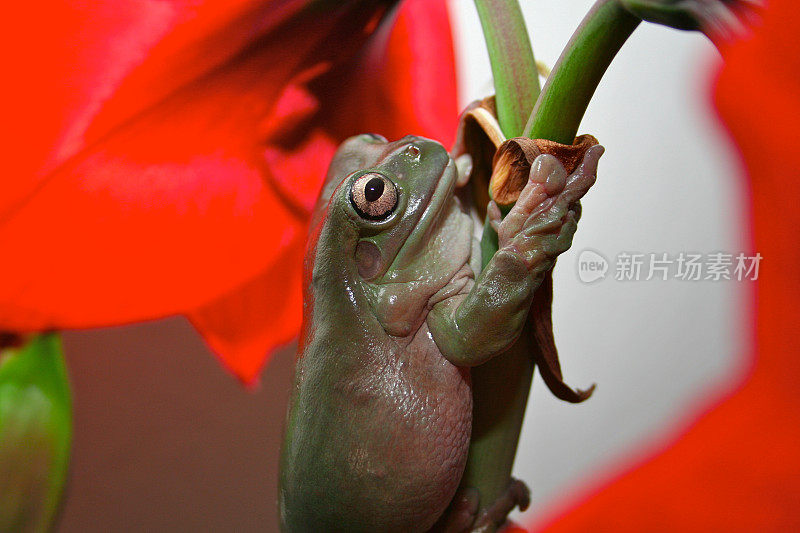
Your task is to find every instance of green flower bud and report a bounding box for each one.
[1,334,71,533]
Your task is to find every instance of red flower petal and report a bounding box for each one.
[325,0,459,144]
[536,0,800,529]
[0,0,385,325]
[188,232,306,384]
[0,0,458,380]
[2,1,326,214]
[268,0,460,211]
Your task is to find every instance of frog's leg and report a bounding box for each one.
[428,479,530,533]
[428,147,603,367]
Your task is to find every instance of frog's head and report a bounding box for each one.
[321,134,458,277]
[315,134,473,336]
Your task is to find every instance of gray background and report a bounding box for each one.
[60,321,294,531]
[56,1,749,531]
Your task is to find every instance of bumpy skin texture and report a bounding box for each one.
[279,135,601,532]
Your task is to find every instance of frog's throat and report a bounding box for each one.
[387,157,459,273]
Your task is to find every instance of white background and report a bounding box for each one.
[449,0,750,526]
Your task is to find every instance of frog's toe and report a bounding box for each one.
[471,478,531,533]
[529,153,568,197]
[487,200,503,233]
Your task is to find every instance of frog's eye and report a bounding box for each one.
[350,172,398,220]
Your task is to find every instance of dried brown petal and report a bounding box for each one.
[490,135,599,207]
[450,97,504,219]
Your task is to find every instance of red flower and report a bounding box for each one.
[535,0,800,529]
[0,0,458,382]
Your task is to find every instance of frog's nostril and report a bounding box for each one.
[405,144,421,158]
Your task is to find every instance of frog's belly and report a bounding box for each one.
[282,330,472,532]
[344,353,472,530]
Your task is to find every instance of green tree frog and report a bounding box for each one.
[279,133,603,532]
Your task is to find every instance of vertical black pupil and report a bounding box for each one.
[364,177,384,202]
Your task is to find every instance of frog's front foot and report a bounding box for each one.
[431,479,530,533]
[488,145,604,274]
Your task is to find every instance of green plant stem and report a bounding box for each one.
[474,0,540,138]
[461,301,535,517]
[467,2,641,528]
[524,0,641,142]
[0,334,72,532]
[465,0,540,523]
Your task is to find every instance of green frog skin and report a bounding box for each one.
[279,133,602,532]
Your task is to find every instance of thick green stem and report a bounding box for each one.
[474,0,540,138]
[468,2,641,528]
[524,1,641,142]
